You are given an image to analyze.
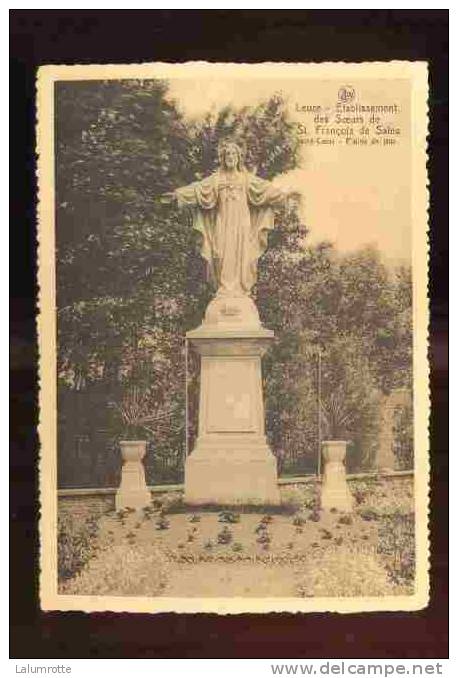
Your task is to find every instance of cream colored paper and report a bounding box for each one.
[37,61,429,614]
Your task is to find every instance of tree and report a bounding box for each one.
[56,80,204,486]
[56,79,412,486]
[55,81,302,486]
[257,239,412,474]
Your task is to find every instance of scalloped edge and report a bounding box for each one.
[37,60,430,614]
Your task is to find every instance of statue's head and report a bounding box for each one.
[218,139,245,171]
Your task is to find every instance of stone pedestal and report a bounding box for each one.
[185,295,280,505]
[116,441,151,511]
[376,389,412,472]
[320,440,354,512]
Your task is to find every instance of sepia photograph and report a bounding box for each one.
[36,61,429,614]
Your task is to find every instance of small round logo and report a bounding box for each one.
[338,85,355,103]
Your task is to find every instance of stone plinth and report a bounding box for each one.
[376,388,412,472]
[320,440,354,512]
[185,325,280,506]
[116,441,151,511]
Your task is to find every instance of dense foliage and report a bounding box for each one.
[258,231,412,472]
[58,508,100,581]
[56,79,412,486]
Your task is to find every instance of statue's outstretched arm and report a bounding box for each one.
[175,178,218,210]
[247,174,301,207]
[158,185,200,207]
[159,191,176,204]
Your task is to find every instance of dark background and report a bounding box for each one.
[10,9,448,659]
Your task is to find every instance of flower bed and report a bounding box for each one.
[296,546,405,597]
[57,475,415,597]
[58,509,100,583]
[61,542,169,596]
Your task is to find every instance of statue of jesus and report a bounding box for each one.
[174,140,298,297]
[177,141,292,505]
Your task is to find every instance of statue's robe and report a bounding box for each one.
[176,170,286,295]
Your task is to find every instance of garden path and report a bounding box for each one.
[165,562,299,597]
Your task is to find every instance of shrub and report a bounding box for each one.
[353,489,367,506]
[392,402,414,471]
[296,547,401,597]
[58,510,99,582]
[338,514,353,526]
[260,515,273,524]
[61,543,169,596]
[377,511,415,585]
[218,510,240,524]
[217,526,233,544]
[304,495,320,512]
[189,514,201,523]
[359,508,379,522]
[292,513,307,527]
[255,523,268,534]
[257,531,271,545]
[155,516,170,530]
[350,478,413,515]
[160,491,183,513]
[281,486,305,511]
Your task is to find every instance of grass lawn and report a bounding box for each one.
[59,476,415,598]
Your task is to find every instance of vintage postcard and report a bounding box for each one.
[37,61,429,614]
